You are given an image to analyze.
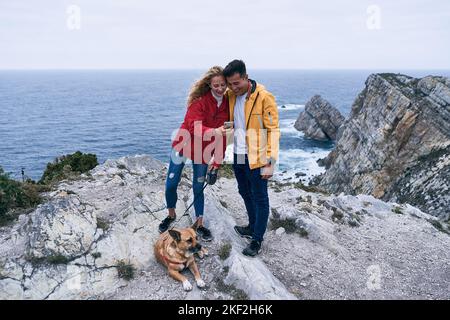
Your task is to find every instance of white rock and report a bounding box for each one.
[275,227,285,235]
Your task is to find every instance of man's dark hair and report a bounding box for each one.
[223,59,247,78]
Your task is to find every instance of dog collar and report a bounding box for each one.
[162,254,186,266]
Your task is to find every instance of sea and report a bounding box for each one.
[1,69,449,182]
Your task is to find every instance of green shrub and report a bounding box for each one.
[39,151,98,185]
[0,167,45,226]
[116,260,136,281]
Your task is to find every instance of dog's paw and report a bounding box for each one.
[196,278,206,288]
[197,248,209,259]
[182,280,193,291]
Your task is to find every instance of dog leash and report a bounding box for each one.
[169,168,218,229]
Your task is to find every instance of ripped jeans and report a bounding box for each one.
[165,149,208,218]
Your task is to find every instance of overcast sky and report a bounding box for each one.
[1,0,449,69]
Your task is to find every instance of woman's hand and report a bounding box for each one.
[208,163,220,172]
[214,126,227,136]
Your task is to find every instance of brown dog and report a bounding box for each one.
[154,227,208,291]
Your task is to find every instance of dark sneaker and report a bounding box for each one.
[242,240,262,257]
[159,215,176,233]
[234,225,253,239]
[197,225,213,242]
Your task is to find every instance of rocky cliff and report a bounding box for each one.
[318,74,450,220]
[1,155,449,300]
[294,95,345,141]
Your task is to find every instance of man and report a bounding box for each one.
[223,59,280,257]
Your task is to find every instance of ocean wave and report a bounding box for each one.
[279,104,305,111]
[275,148,331,182]
[279,119,302,136]
[222,143,331,184]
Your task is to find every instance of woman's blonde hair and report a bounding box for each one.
[186,66,224,107]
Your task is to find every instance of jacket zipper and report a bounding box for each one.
[245,92,260,130]
[268,112,273,125]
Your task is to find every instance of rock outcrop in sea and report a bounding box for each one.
[294,95,345,141]
[317,74,450,220]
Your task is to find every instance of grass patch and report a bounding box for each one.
[269,181,293,193]
[91,252,102,259]
[116,260,136,281]
[392,206,404,215]
[293,182,329,195]
[218,243,232,260]
[39,151,98,185]
[96,217,110,231]
[270,217,297,233]
[348,220,359,227]
[427,219,449,234]
[218,163,234,179]
[26,254,70,267]
[273,186,283,193]
[297,226,309,238]
[215,278,248,300]
[271,207,280,219]
[46,254,70,265]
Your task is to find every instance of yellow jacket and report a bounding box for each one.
[228,80,280,170]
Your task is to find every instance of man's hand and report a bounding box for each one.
[261,163,274,180]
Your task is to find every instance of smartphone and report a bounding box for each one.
[224,121,234,129]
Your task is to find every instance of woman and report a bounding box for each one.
[159,66,229,241]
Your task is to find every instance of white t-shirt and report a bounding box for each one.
[211,90,223,107]
[233,93,248,154]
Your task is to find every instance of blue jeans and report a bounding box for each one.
[232,154,270,242]
[165,149,208,218]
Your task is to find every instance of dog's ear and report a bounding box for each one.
[168,229,181,242]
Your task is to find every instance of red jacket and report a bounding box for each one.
[171,90,229,167]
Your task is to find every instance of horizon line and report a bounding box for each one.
[1,68,450,72]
